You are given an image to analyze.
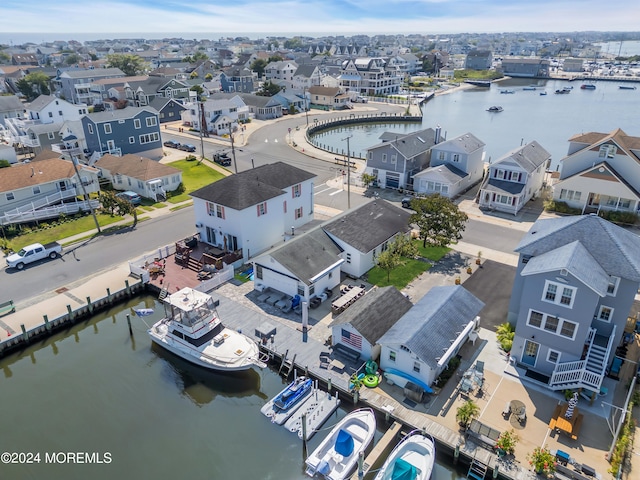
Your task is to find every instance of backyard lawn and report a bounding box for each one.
[367,241,450,289]
[167,159,226,203]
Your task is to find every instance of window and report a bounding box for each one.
[48,112,53,118]
[104,124,112,134]
[452,154,460,162]
[139,132,159,144]
[58,110,63,116]
[88,124,94,134]
[295,207,303,219]
[528,310,543,328]
[256,265,263,280]
[128,136,134,144]
[6,192,15,201]
[145,116,157,127]
[544,316,559,332]
[400,345,410,353]
[382,153,387,163]
[292,184,301,198]
[391,155,397,164]
[388,350,396,362]
[607,276,620,296]
[33,186,41,195]
[547,350,560,364]
[257,202,267,216]
[206,202,216,216]
[438,152,445,161]
[597,306,613,322]
[134,119,141,129]
[216,205,225,219]
[559,189,581,201]
[559,321,576,338]
[598,144,617,158]
[346,253,351,264]
[47,132,55,140]
[413,361,421,373]
[543,281,575,308]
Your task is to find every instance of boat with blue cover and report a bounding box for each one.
[373,430,436,480]
[274,376,313,410]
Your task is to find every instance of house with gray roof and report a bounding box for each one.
[413,131,485,197]
[220,67,255,93]
[0,95,24,127]
[478,140,551,214]
[190,162,316,264]
[378,285,484,390]
[329,286,413,362]
[323,199,411,278]
[364,127,438,190]
[236,93,283,120]
[57,67,125,104]
[148,97,186,124]
[508,214,640,397]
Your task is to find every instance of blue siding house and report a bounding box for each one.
[508,214,640,398]
[81,106,163,160]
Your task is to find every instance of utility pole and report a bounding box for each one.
[342,135,352,209]
[304,87,309,127]
[229,127,238,174]
[72,156,100,233]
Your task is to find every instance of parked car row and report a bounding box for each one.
[163,140,197,152]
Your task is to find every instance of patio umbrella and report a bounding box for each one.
[565,392,579,419]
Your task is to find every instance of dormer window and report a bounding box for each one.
[599,144,617,158]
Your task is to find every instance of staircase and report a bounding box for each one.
[548,326,615,393]
[467,459,488,480]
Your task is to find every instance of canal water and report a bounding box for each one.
[312,78,639,170]
[0,295,466,480]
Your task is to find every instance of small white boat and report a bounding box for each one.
[305,408,376,480]
[148,287,267,372]
[499,89,515,94]
[373,430,436,480]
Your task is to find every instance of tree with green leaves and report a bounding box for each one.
[205,73,213,81]
[375,234,417,282]
[284,38,303,50]
[16,71,51,100]
[256,80,282,97]
[192,51,209,62]
[190,71,199,79]
[409,194,468,248]
[65,53,82,65]
[267,55,283,63]
[106,53,147,76]
[250,59,267,78]
[376,247,401,282]
[190,85,204,100]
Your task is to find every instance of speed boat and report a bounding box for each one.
[373,430,436,480]
[274,376,313,410]
[487,106,503,112]
[148,287,267,372]
[305,408,376,479]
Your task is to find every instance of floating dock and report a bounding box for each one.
[284,388,341,440]
[260,382,313,425]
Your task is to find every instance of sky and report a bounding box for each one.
[1,0,640,42]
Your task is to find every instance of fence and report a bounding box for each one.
[195,263,235,292]
[129,244,176,280]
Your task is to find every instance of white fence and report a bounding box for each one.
[195,263,235,292]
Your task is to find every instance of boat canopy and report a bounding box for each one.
[335,429,354,457]
[392,458,417,480]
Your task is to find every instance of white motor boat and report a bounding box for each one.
[148,287,267,372]
[305,408,376,480]
[373,430,436,480]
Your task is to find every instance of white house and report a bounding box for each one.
[412,132,485,198]
[94,154,183,201]
[478,141,551,214]
[24,95,88,123]
[322,200,412,279]
[181,98,241,135]
[378,286,484,390]
[190,162,316,262]
[329,286,413,362]
[552,128,640,214]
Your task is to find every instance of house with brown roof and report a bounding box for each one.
[94,154,182,201]
[308,86,350,110]
[552,128,640,214]
[0,158,100,225]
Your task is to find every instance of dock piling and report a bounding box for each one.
[301,412,307,460]
[126,314,133,336]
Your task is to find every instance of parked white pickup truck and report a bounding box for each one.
[6,242,62,270]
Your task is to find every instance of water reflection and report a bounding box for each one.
[151,343,265,405]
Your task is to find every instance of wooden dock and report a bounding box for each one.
[284,388,341,440]
[350,421,402,479]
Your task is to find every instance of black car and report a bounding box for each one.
[213,153,232,166]
[179,144,196,152]
[163,140,181,148]
[401,197,412,208]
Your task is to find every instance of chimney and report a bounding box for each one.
[435,125,441,144]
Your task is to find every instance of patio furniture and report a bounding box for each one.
[510,400,527,424]
[550,402,584,440]
[475,361,484,376]
[503,401,512,419]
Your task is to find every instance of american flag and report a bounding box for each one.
[341,329,362,349]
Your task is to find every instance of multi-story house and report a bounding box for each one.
[412,131,485,197]
[307,86,350,111]
[508,214,640,398]
[364,128,437,190]
[190,162,316,262]
[338,58,402,96]
[124,77,194,107]
[264,61,298,89]
[0,158,100,225]
[478,141,550,214]
[552,128,640,214]
[81,106,162,160]
[89,75,148,105]
[181,98,241,134]
[500,58,550,78]
[220,67,255,93]
[465,50,493,70]
[292,65,323,90]
[57,68,125,104]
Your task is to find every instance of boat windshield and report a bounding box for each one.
[174,303,212,326]
[182,322,225,347]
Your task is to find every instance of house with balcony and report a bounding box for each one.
[89,75,148,105]
[220,67,255,93]
[364,128,438,190]
[180,97,243,134]
[0,158,100,225]
[124,76,195,107]
[378,285,484,390]
[507,214,640,398]
[412,132,485,198]
[552,128,640,214]
[57,68,125,104]
[292,65,323,90]
[95,154,182,201]
[190,162,316,264]
[338,57,402,96]
[265,60,298,89]
[81,106,162,160]
[0,95,24,127]
[478,141,550,214]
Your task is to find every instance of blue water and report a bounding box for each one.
[314,78,639,171]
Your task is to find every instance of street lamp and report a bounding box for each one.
[304,87,309,127]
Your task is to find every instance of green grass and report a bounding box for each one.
[167,160,225,203]
[367,257,431,289]
[234,273,251,283]
[414,241,450,261]
[3,213,125,251]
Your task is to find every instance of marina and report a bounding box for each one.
[283,389,342,440]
